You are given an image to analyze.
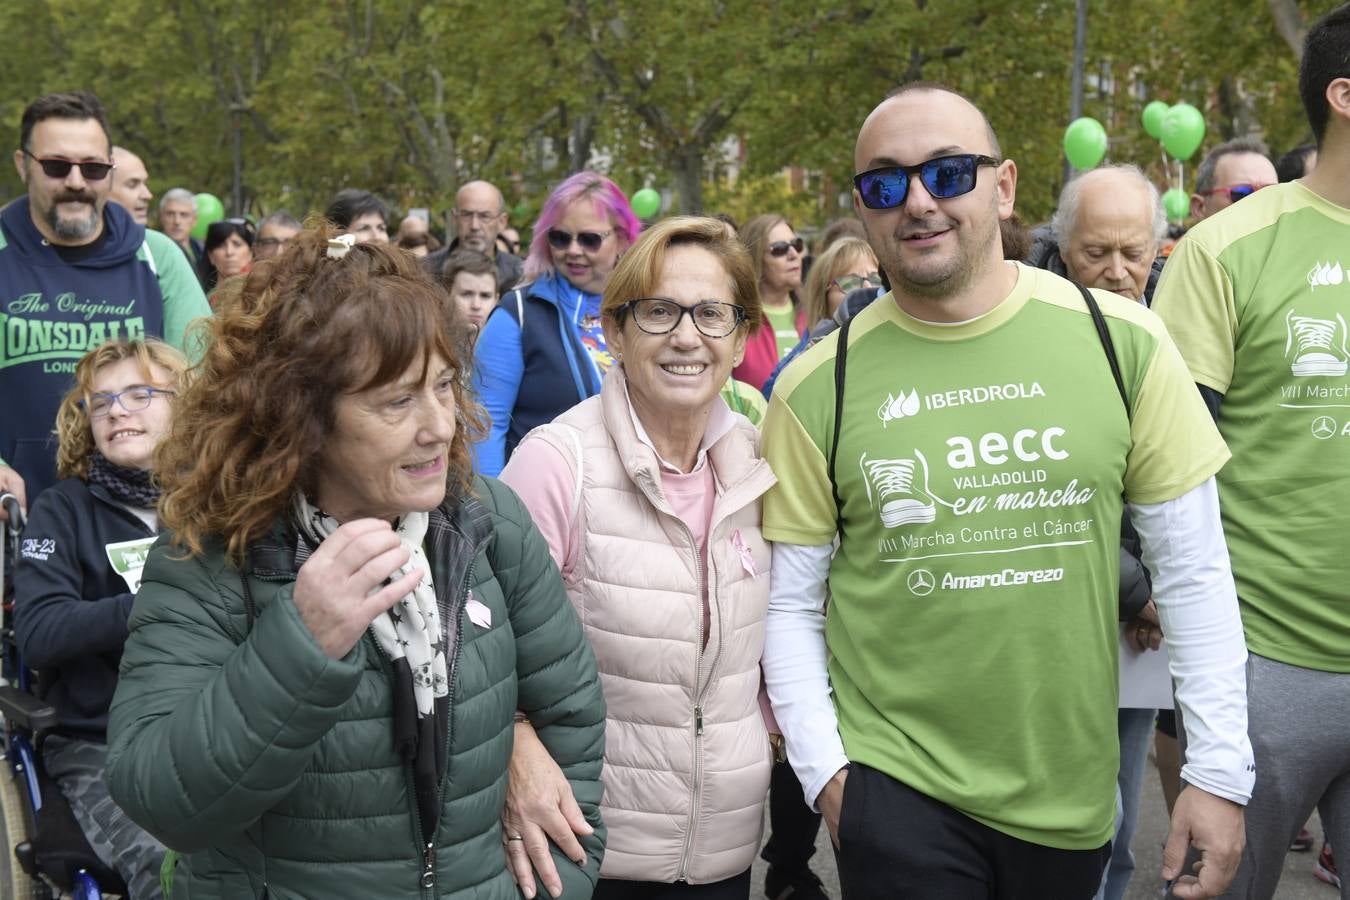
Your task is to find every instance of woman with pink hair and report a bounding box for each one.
[472,172,641,476]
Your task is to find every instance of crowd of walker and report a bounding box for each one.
[1,6,1348,900]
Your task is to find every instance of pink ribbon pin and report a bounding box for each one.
[731,529,759,578]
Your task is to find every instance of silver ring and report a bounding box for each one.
[507,834,524,842]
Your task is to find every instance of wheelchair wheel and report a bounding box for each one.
[0,763,41,899]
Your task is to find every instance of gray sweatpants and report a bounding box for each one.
[1221,653,1350,899]
[44,735,166,900]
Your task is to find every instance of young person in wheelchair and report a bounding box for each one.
[13,338,187,899]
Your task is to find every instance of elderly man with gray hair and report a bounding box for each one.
[1027,163,1173,900]
[157,186,206,282]
[1027,164,1167,305]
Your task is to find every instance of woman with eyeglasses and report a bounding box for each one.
[200,217,255,298]
[13,338,187,899]
[800,236,882,329]
[732,214,807,392]
[472,171,641,476]
[500,217,776,900]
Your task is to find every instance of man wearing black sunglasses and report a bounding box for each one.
[0,91,210,515]
[761,83,1252,900]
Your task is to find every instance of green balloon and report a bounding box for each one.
[1063,117,1108,170]
[191,193,225,240]
[1161,103,1205,160]
[630,187,661,220]
[1162,187,1190,221]
[1142,101,1169,139]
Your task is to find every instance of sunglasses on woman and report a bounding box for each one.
[854,154,1001,210]
[548,228,611,252]
[22,149,114,181]
[769,237,804,257]
[1199,183,1269,203]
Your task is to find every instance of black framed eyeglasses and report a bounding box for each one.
[854,154,1001,210]
[617,298,747,338]
[548,228,611,252]
[21,149,115,181]
[1199,183,1269,203]
[79,386,176,418]
[768,237,804,257]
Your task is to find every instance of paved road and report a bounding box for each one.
[751,760,1334,899]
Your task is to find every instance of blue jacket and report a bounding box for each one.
[472,272,604,476]
[0,199,210,501]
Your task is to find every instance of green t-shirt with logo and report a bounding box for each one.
[1153,182,1350,674]
[762,263,1228,849]
[764,303,800,359]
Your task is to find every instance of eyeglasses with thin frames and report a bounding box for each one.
[79,386,176,418]
[854,154,1001,210]
[617,298,747,338]
[22,149,115,181]
[831,273,884,294]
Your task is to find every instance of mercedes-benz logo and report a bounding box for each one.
[907,568,935,596]
[1312,416,1338,440]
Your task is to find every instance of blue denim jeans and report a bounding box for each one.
[1095,707,1157,900]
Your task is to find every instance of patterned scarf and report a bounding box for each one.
[293,495,448,719]
[87,452,161,508]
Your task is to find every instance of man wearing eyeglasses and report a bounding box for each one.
[0,91,209,517]
[1189,137,1278,221]
[424,180,523,293]
[1154,7,1350,896]
[761,83,1252,899]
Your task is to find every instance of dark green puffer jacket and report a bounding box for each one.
[106,477,606,899]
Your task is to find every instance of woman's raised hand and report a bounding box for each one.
[292,519,424,659]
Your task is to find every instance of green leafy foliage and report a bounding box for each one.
[0,0,1338,228]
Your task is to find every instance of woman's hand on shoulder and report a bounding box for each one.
[292,519,422,659]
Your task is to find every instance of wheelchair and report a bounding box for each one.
[1,491,129,899]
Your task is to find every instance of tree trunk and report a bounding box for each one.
[570,112,596,173]
[672,146,703,215]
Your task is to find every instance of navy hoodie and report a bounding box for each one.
[13,477,155,740]
[0,198,208,501]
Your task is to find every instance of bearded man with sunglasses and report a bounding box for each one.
[0,92,209,516]
[760,83,1253,899]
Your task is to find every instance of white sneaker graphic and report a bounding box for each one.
[861,450,937,527]
[1286,309,1350,377]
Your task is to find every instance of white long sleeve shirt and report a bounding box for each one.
[763,476,1254,810]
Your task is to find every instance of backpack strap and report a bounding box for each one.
[1076,282,1132,421]
[828,314,854,537]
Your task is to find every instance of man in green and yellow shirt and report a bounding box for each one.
[761,83,1253,900]
[1151,7,1350,896]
